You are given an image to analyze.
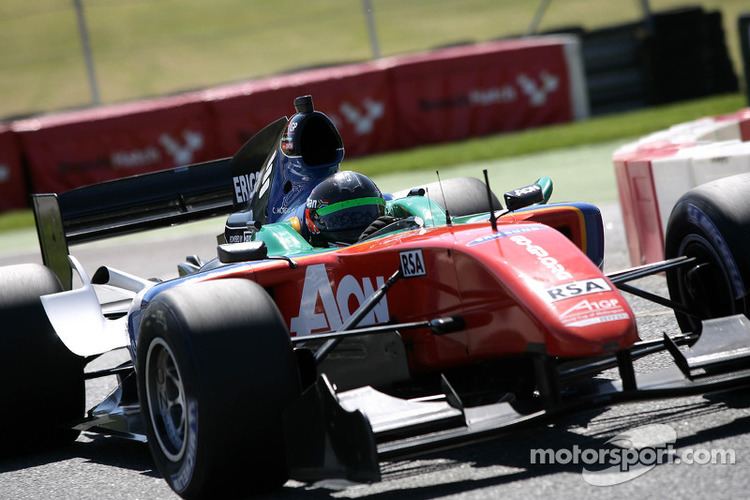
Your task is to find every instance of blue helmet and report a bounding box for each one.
[304,171,385,245]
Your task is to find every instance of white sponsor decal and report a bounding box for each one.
[400,250,426,277]
[337,98,384,135]
[271,206,293,215]
[227,231,254,244]
[0,164,9,182]
[510,234,572,281]
[160,130,204,165]
[510,184,541,197]
[233,172,259,204]
[517,71,559,107]
[257,151,276,200]
[687,203,744,299]
[171,398,199,493]
[290,264,389,336]
[546,278,611,302]
[565,313,630,328]
[466,225,544,247]
[559,298,628,327]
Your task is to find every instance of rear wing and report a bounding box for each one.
[32,117,289,290]
[32,158,234,290]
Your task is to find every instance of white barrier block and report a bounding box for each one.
[651,140,750,230]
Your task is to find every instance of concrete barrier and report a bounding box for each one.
[613,109,750,265]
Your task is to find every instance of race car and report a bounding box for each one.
[3,96,750,499]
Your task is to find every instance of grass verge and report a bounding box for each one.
[0,210,35,233]
[2,0,744,117]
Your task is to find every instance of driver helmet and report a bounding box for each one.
[304,171,385,245]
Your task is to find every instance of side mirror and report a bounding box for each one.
[224,209,260,244]
[217,241,268,264]
[503,176,553,211]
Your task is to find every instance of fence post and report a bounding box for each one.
[527,0,551,36]
[72,0,101,105]
[362,0,381,59]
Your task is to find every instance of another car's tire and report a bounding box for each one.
[136,279,301,499]
[0,264,84,454]
[665,173,750,333]
[399,177,502,216]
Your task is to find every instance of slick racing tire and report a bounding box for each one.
[401,177,502,216]
[665,173,750,334]
[137,279,301,499]
[0,264,84,454]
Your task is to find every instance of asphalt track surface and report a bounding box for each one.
[1,202,749,500]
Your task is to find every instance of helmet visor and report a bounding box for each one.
[315,197,385,242]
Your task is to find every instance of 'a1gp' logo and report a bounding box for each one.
[290,264,389,336]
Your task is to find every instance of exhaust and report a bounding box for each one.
[92,266,154,293]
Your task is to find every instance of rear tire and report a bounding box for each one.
[665,173,750,333]
[136,279,300,498]
[399,177,502,216]
[0,264,84,454]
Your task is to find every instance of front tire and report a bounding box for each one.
[665,173,750,333]
[137,279,300,498]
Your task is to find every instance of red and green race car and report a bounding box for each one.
[3,97,750,499]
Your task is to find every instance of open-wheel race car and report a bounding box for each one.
[4,96,750,499]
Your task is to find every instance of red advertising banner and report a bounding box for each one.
[0,125,27,210]
[387,39,573,148]
[2,36,586,212]
[205,61,397,159]
[14,94,219,194]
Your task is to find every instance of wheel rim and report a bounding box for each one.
[676,234,736,327]
[145,338,188,462]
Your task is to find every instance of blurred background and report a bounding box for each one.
[0,0,746,118]
[0,0,749,223]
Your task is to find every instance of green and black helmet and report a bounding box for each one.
[304,171,385,245]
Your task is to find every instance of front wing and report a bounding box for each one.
[283,314,750,483]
